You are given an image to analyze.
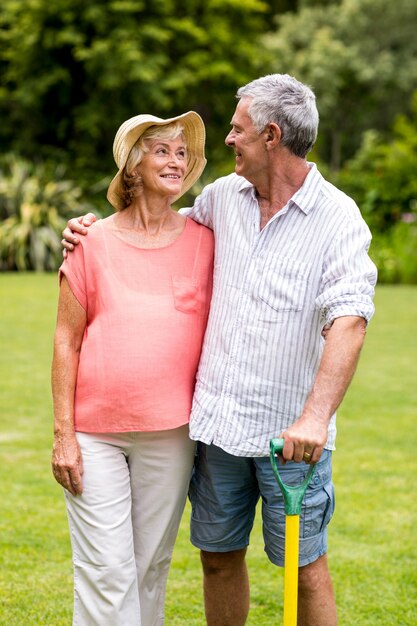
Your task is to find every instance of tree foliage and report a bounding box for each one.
[0,0,270,183]
[1,1,416,279]
[263,0,417,169]
[330,93,417,283]
[332,92,417,230]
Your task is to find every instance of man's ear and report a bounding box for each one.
[265,123,281,150]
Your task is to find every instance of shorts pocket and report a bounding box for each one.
[172,276,201,314]
[319,484,335,532]
[302,482,335,538]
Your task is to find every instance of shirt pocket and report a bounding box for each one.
[258,256,309,312]
[172,276,202,314]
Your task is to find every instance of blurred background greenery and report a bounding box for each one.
[0,0,416,279]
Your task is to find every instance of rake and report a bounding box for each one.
[270,438,316,626]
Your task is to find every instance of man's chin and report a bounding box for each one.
[234,163,244,177]
[235,165,252,183]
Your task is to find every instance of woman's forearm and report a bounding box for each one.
[51,276,86,495]
[51,339,81,436]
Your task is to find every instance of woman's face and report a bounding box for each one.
[136,135,187,198]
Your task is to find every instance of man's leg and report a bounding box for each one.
[298,554,337,626]
[189,443,260,626]
[200,549,249,626]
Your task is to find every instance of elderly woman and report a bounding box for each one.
[51,112,213,625]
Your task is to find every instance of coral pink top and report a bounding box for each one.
[59,218,214,432]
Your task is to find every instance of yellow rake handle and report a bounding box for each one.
[284,514,300,626]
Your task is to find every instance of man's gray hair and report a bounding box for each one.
[237,74,319,158]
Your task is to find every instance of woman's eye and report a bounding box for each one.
[177,151,186,158]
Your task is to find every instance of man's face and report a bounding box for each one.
[225,98,267,182]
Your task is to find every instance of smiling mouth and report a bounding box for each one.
[161,174,181,179]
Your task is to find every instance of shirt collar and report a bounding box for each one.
[236,176,255,194]
[290,162,323,215]
[236,162,324,215]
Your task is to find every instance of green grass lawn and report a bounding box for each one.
[0,274,416,625]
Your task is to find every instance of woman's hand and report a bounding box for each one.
[62,213,97,257]
[52,432,84,496]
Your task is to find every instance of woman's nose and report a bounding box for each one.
[168,153,183,165]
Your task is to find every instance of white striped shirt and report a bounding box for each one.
[180,163,377,456]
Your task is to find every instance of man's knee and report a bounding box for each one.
[200,548,247,577]
[298,554,331,594]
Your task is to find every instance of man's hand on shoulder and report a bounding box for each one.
[62,213,97,257]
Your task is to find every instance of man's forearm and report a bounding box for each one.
[301,315,367,425]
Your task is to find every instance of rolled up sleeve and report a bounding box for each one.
[315,218,377,326]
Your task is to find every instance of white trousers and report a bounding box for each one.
[64,425,195,626]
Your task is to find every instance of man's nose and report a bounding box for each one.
[225,130,235,146]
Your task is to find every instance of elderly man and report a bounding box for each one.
[63,74,377,626]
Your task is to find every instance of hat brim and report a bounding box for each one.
[107,111,206,211]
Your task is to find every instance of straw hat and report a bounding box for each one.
[107,111,206,210]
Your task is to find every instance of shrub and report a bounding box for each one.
[370,216,417,284]
[0,155,94,271]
